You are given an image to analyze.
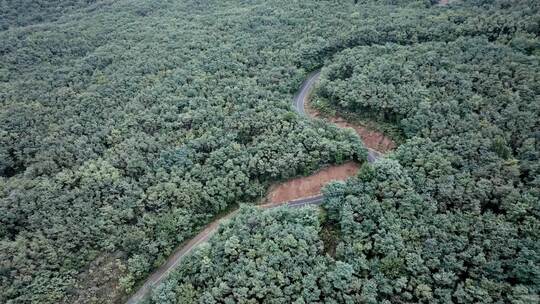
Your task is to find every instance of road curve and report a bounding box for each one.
[125,210,237,304]
[126,70,378,304]
[294,70,321,116]
[292,70,382,163]
[126,196,324,304]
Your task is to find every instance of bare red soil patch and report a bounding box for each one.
[305,101,395,153]
[264,162,360,204]
[263,77,395,205]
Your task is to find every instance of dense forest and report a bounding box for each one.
[0,0,113,30]
[1,0,539,303]
[153,206,340,304]
[148,0,539,303]
[1,0,367,302]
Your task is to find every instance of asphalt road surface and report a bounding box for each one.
[294,70,321,116]
[125,196,324,304]
[126,70,379,304]
[292,70,382,163]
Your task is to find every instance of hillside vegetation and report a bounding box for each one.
[149,0,540,303]
[1,0,538,303]
[1,0,369,302]
[154,206,339,304]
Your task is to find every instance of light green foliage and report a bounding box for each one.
[0,0,112,30]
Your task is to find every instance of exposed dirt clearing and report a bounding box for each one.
[305,100,395,153]
[264,162,360,204]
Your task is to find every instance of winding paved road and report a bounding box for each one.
[125,197,324,304]
[125,70,380,304]
[293,70,382,163]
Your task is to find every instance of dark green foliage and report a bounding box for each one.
[0,0,368,302]
[312,0,540,301]
[322,160,539,302]
[152,206,340,303]
[1,0,539,302]
[317,36,540,208]
[151,0,538,303]
[0,0,111,30]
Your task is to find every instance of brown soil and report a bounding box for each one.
[305,100,395,153]
[264,162,360,204]
[264,76,396,206]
